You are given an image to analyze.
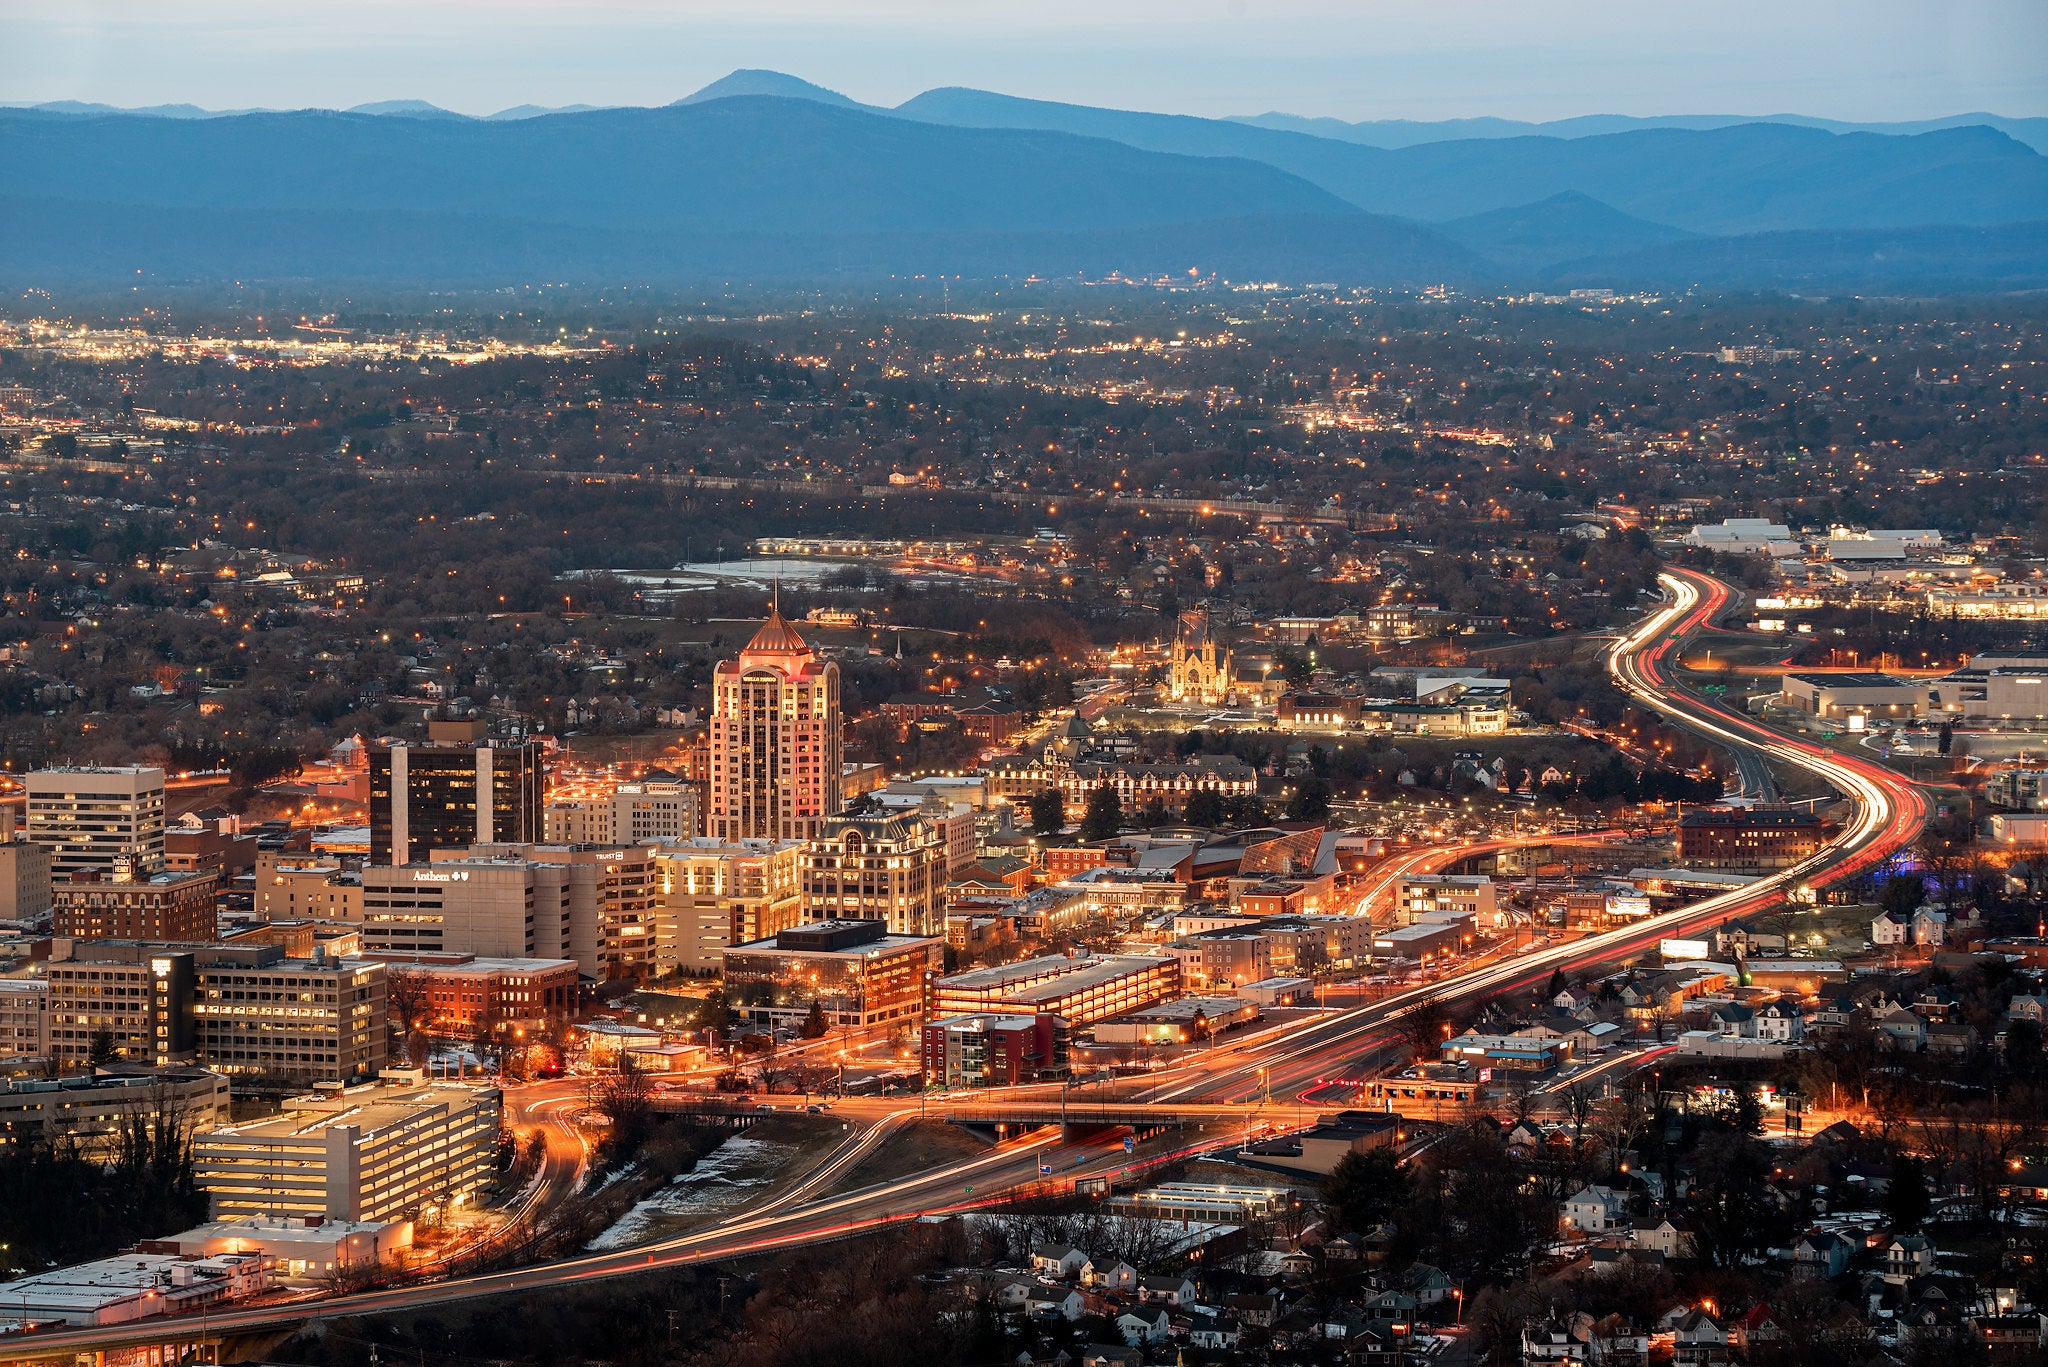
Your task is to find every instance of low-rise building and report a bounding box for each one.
[0,1251,272,1326]
[157,1214,411,1284]
[930,953,1182,1027]
[720,919,941,1030]
[53,868,219,943]
[1677,807,1824,872]
[1778,672,1932,722]
[1395,874,1497,925]
[0,1068,229,1151]
[922,1012,1069,1087]
[345,951,578,1031]
[193,1073,501,1222]
[255,851,363,922]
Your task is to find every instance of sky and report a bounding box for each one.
[2,0,2044,122]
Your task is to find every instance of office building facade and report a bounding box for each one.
[26,766,167,879]
[800,810,946,937]
[650,838,804,976]
[708,604,843,841]
[368,720,542,866]
[720,919,940,1029]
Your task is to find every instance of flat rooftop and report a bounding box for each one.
[199,1081,496,1144]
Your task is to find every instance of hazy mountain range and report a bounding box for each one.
[3,69,2045,291]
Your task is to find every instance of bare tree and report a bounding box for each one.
[384,966,435,1065]
[588,1054,655,1156]
[1398,995,1453,1062]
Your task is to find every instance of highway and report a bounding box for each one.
[0,568,1928,1362]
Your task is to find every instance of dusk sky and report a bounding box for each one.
[3,0,2044,122]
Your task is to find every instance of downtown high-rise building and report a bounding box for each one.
[708,602,842,842]
[26,765,167,879]
[368,719,543,866]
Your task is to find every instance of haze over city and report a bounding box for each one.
[0,5,2045,1367]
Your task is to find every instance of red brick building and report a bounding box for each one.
[349,950,579,1031]
[922,1012,1069,1088]
[1677,807,1825,872]
[53,869,219,941]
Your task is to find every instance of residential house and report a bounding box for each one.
[1791,1230,1853,1278]
[1079,1346,1144,1367]
[1138,1274,1195,1306]
[1083,1257,1137,1293]
[1886,1234,1936,1285]
[1522,1315,1591,1365]
[1026,1285,1087,1321]
[1563,1184,1632,1233]
[1734,1305,1786,1359]
[1227,1292,1279,1327]
[1926,1018,1977,1055]
[1406,1262,1456,1305]
[1631,1217,1692,1259]
[1670,1310,1730,1367]
[1755,1001,1806,1043]
[1116,1308,1170,1345]
[1877,1008,1929,1050]
[1967,1312,2048,1362]
[1713,1004,1757,1038]
[1362,1290,1419,1328]
[1185,1310,1240,1350]
[2008,995,2048,1025]
[981,1273,1038,1312]
[1589,1315,1649,1367]
[1031,1244,1090,1280]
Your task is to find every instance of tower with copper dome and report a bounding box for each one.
[708,599,843,841]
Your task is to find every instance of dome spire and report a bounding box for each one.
[743,593,811,657]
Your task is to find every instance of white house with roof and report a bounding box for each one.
[1755,1001,1806,1043]
[1563,1184,1631,1233]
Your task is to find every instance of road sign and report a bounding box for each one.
[1040,1164,1052,1176]
[1123,1135,1135,1153]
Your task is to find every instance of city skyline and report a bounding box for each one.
[3,0,2045,123]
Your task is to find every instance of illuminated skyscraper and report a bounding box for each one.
[709,601,842,841]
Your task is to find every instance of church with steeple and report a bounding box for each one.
[707,596,843,841]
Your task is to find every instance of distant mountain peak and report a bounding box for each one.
[675,70,860,108]
[346,100,465,119]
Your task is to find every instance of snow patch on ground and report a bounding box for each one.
[587,1137,794,1251]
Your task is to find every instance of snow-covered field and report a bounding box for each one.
[587,1136,796,1251]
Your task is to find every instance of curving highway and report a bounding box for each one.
[0,570,1928,1362]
